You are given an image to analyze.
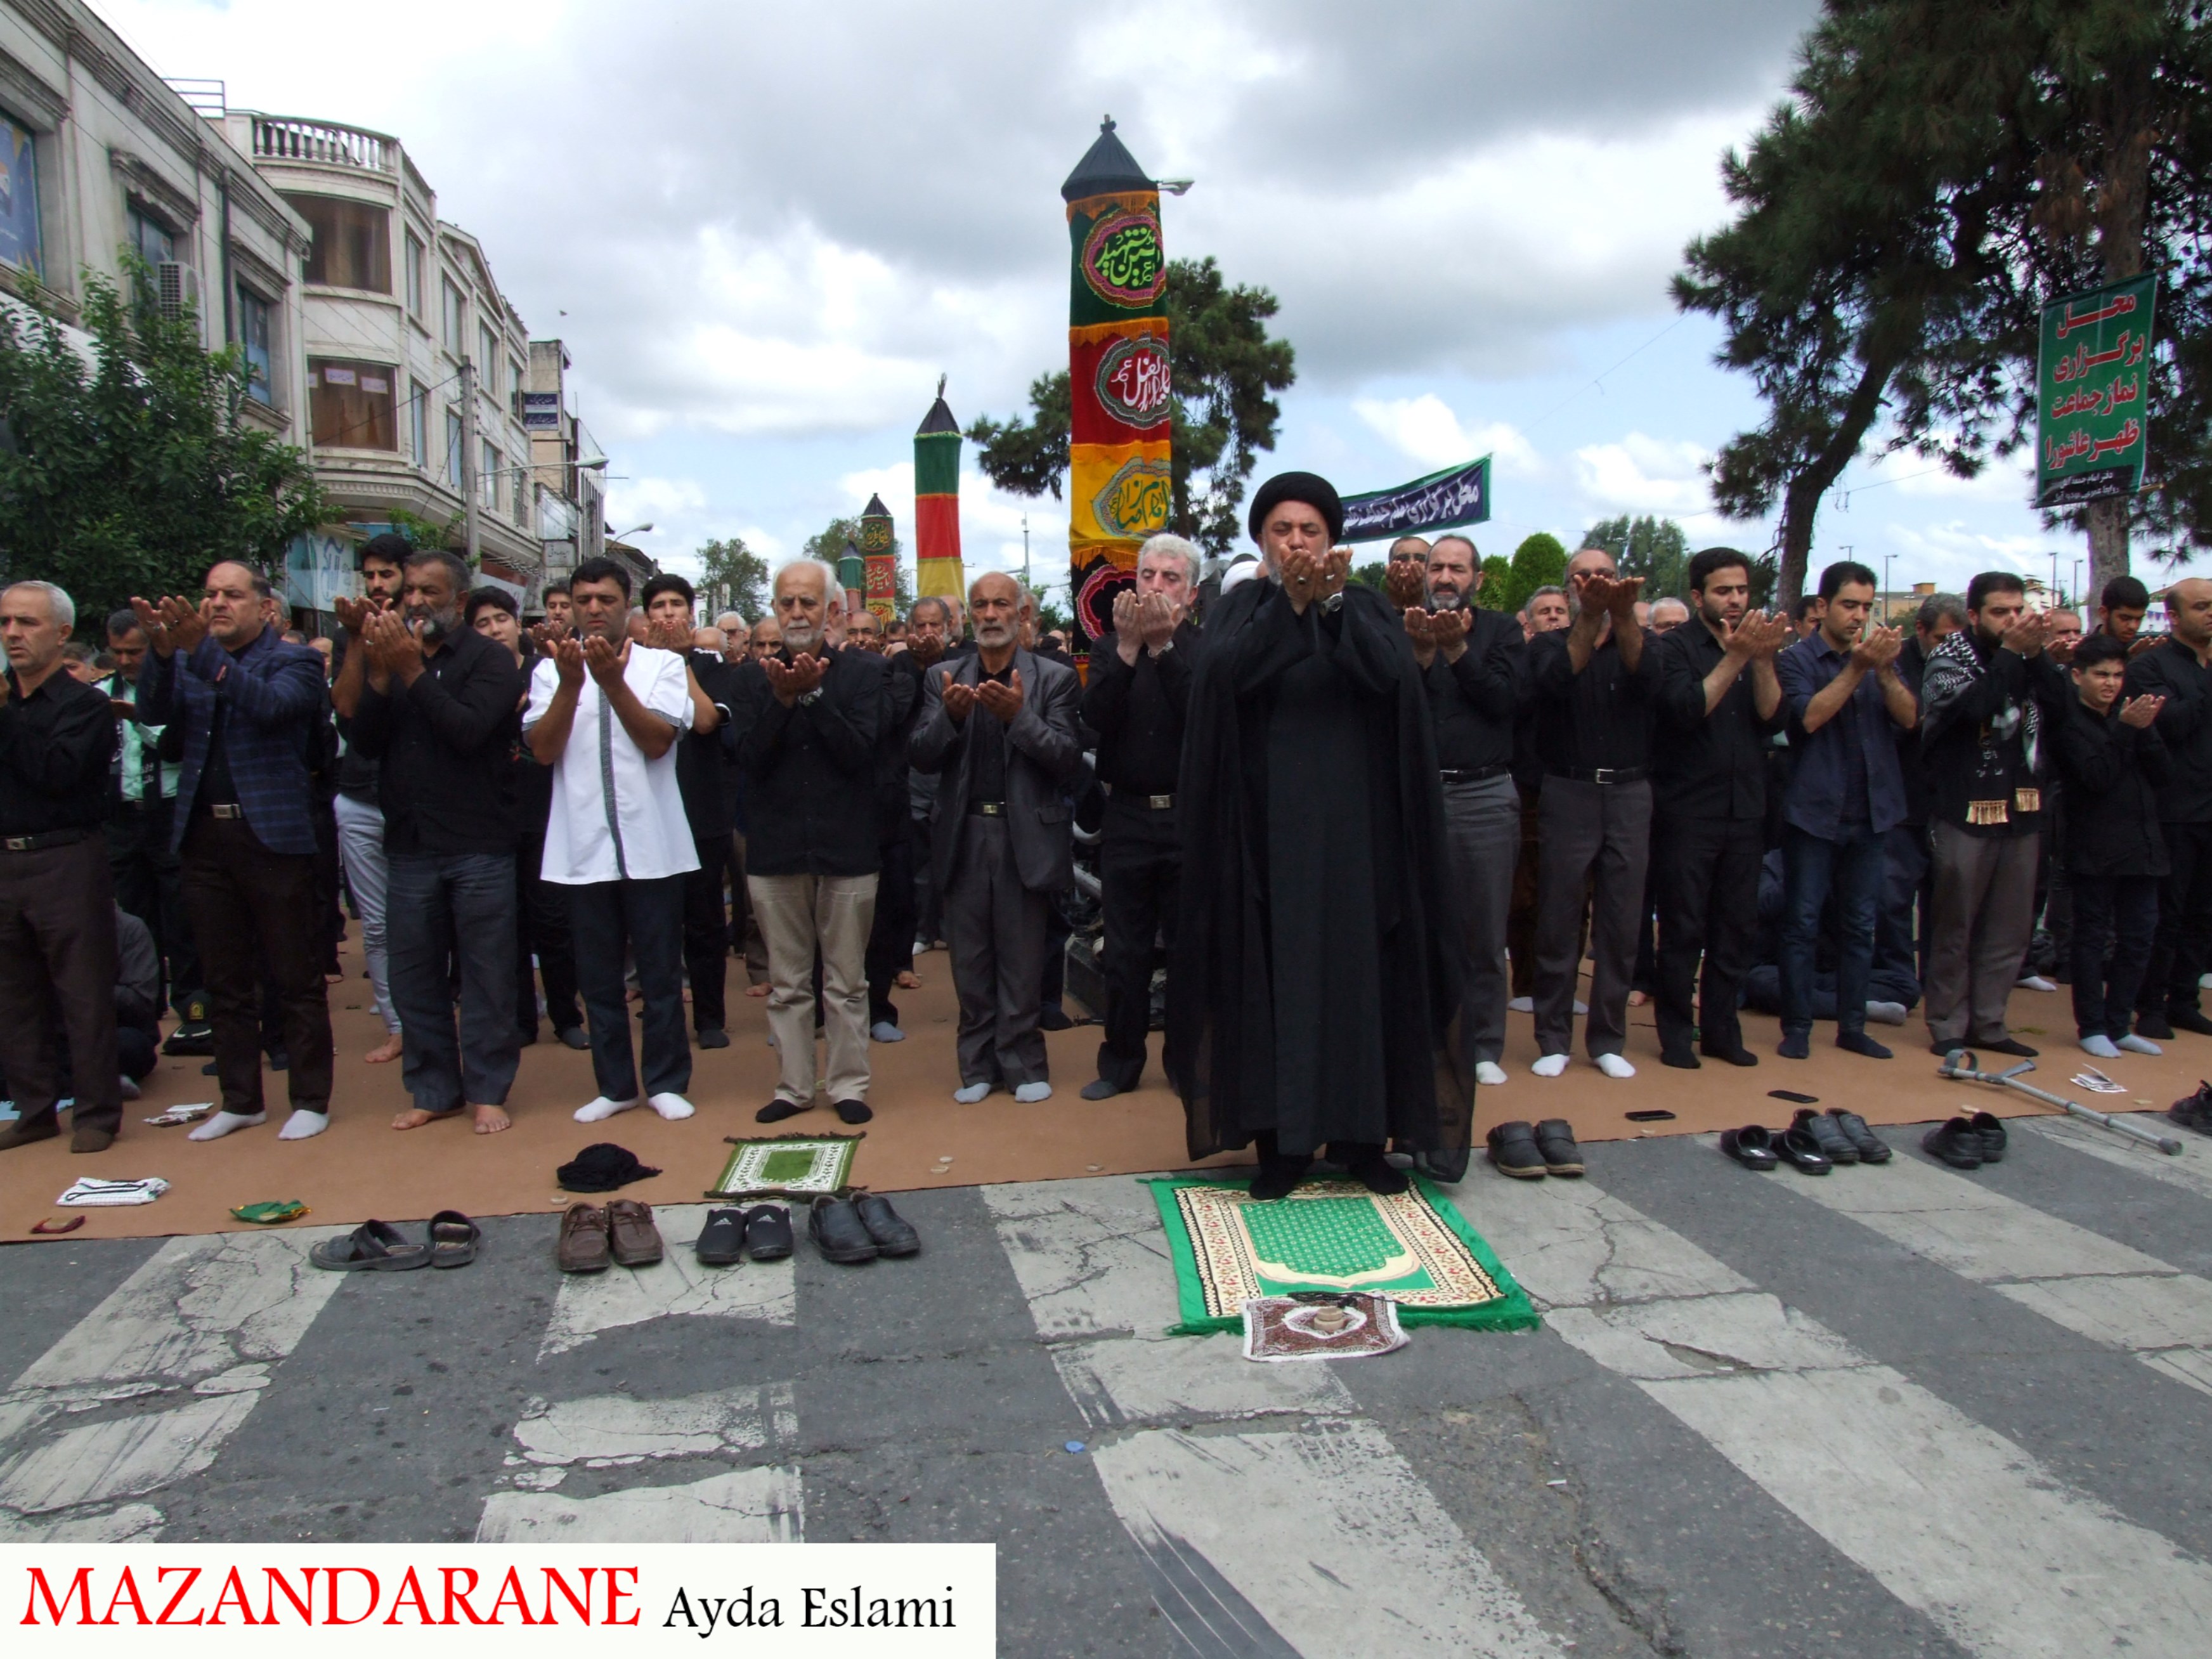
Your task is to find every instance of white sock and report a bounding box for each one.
[188,1110,266,1142]
[1594,1053,1636,1079]
[276,1109,329,1141]
[1013,1081,1052,1103]
[2116,1032,2164,1055]
[953,1081,991,1103]
[1573,999,1589,1015]
[1864,1000,1908,1025]
[871,1022,906,1043]
[2079,1034,2123,1059]
[647,1093,695,1121]
[1531,1053,1568,1078]
[1475,1060,1508,1088]
[574,1095,639,1123]
[1507,997,1534,1014]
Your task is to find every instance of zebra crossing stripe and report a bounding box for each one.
[986,1178,1569,1658]
[1476,1174,2212,1658]
[1738,1137,2212,1398]
[476,1466,805,1544]
[2022,1114,2212,1205]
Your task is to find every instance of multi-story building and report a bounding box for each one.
[0,1,309,444]
[526,335,609,583]
[224,107,556,611]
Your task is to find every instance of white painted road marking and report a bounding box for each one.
[983,1177,1185,1341]
[476,1466,805,1544]
[510,1382,798,1468]
[2021,1112,2212,1203]
[540,1203,795,1357]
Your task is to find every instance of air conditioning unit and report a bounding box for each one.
[157,262,200,322]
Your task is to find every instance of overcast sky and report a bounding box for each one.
[100,0,2150,606]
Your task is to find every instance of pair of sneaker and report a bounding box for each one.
[1486,1119,1583,1179]
[694,1204,793,1266]
[575,1093,694,1124]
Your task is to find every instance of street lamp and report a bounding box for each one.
[610,523,653,542]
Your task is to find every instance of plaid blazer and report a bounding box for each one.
[135,628,329,856]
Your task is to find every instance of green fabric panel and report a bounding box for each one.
[914,431,962,496]
[1068,198,1168,330]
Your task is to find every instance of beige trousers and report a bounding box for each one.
[748,871,878,1104]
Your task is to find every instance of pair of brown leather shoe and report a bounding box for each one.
[557,1199,663,1273]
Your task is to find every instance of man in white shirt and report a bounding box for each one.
[524,558,699,1122]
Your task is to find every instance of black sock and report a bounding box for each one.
[1837,1030,1892,1058]
[835,1099,873,1125]
[755,1098,809,1124]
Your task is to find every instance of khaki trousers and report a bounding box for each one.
[748,871,878,1105]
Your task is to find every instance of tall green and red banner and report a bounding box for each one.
[860,493,897,621]
[915,384,965,605]
[1064,118,1171,652]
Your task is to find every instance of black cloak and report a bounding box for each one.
[1166,574,1473,1181]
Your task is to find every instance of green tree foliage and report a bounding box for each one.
[1585,514,1692,599]
[966,256,1296,557]
[0,261,329,628]
[802,517,915,614]
[1480,531,1567,615]
[693,535,770,620]
[1476,554,1514,609]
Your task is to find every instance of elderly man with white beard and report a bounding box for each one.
[911,570,1084,1103]
[1403,533,1525,1089]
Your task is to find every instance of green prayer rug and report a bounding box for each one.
[708,1133,862,1200]
[1143,1174,1540,1336]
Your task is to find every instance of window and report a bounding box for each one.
[512,462,528,526]
[481,438,500,509]
[445,408,464,488]
[478,323,498,389]
[404,230,425,317]
[510,358,526,419]
[0,110,42,278]
[127,205,176,266]
[308,358,396,450]
[238,287,275,404]
[440,277,464,356]
[407,383,428,469]
[283,194,388,292]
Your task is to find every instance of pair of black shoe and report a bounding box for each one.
[694,1204,793,1266]
[809,1194,919,1264]
[1922,1112,2008,1169]
[1487,1120,1584,1180]
[2170,1081,2212,1137]
[1721,1109,1890,1174]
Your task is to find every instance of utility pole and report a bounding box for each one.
[1022,514,1031,593]
[460,357,481,566]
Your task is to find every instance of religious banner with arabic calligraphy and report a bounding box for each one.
[2036,275,2157,509]
[1339,456,1492,543]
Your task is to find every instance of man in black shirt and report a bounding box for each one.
[1079,533,1201,1099]
[0,580,122,1153]
[1405,533,1521,1087]
[349,549,527,1133]
[1651,550,1791,1069]
[1528,547,1660,1079]
[2126,577,2212,1038]
[734,561,886,1124]
[862,621,925,1043]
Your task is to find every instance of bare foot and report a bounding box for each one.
[746,983,771,999]
[391,1107,447,1131]
[897,970,921,989]
[1627,989,1649,1008]
[472,1103,512,1135]
[365,1033,403,1064]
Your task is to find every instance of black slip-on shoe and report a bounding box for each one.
[1975,1037,2038,1058]
[1827,1109,1893,1164]
[1720,1124,1778,1171]
[1922,1117,1985,1169]
[1486,1121,1548,1180]
[1968,1110,2008,1163]
[2168,1083,2212,1137]
[1793,1107,1858,1165]
[1773,1125,1834,1174]
[743,1204,795,1261]
[809,1195,878,1264]
[695,1207,746,1266]
[1533,1119,1585,1177]
[854,1194,920,1256]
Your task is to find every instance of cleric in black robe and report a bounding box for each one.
[1168,472,1473,1197]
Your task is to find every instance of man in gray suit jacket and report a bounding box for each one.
[911,571,1086,1102]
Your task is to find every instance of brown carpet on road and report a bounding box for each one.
[1,939,2196,1244]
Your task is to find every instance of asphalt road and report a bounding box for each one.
[4,1112,2211,1658]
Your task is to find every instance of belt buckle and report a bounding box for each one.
[980,802,1003,817]
[1148,793,1173,810]
[1591,767,1616,785]
[2,836,29,851]
[213,804,244,820]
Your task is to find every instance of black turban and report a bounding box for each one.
[1247,471,1344,545]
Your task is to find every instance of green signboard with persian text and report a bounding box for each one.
[2036,274,2157,509]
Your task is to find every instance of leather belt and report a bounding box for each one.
[1,828,94,852]
[1440,765,1511,784]
[1547,765,1648,785]
[970,801,1005,817]
[208,803,247,820]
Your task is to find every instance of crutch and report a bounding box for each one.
[1935,1049,2183,1155]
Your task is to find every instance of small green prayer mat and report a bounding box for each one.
[1143,1174,1540,1336]
[708,1133,862,1199]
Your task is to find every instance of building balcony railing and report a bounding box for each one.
[250,116,396,174]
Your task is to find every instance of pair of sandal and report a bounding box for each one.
[310,1210,479,1271]
[695,1204,793,1266]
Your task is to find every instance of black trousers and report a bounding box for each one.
[2142,820,2212,1018]
[311,790,343,975]
[570,875,689,1102]
[1095,803,1180,1089]
[911,813,942,946]
[866,831,916,1026]
[1653,814,1764,1056]
[2072,874,2157,1040]
[513,831,581,1039]
[682,832,733,1035]
[107,797,200,1017]
[0,837,122,1136]
[179,814,334,1117]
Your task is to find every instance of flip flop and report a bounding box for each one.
[309,1220,430,1272]
[427,1209,479,1268]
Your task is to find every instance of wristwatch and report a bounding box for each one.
[798,687,823,706]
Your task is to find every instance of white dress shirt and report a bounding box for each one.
[525,645,699,884]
